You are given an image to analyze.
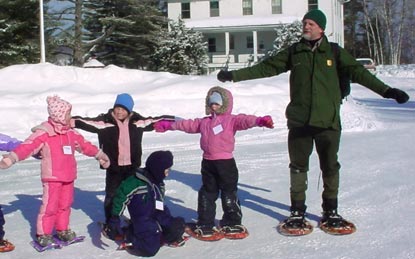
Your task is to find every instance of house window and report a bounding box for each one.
[308,0,318,10]
[259,40,264,50]
[230,35,235,50]
[210,1,219,17]
[246,36,253,49]
[242,0,253,15]
[271,0,282,14]
[181,2,191,19]
[208,38,216,52]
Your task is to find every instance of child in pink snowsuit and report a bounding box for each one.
[0,95,110,247]
[154,86,274,239]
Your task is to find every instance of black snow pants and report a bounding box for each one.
[197,158,242,227]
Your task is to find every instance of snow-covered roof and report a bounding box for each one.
[184,15,301,32]
[83,58,105,68]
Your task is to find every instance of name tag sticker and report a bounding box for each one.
[63,146,72,155]
[213,124,223,135]
[156,200,164,211]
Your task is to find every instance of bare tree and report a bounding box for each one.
[49,0,115,66]
[362,0,407,65]
[379,0,406,64]
[362,0,383,64]
[72,0,83,66]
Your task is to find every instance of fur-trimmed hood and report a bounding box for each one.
[205,86,233,115]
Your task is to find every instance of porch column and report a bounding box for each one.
[225,31,230,56]
[253,30,258,62]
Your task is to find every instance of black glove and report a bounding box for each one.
[103,216,122,240]
[217,70,233,82]
[383,88,410,104]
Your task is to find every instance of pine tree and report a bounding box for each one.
[149,19,208,75]
[83,0,166,68]
[0,0,41,67]
[266,20,302,57]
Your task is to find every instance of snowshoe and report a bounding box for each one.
[185,223,224,241]
[117,241,133,251]
[220,225,249,239]
[54,235,85,246]
[0,239,15,252]
[166,235,190,247]
[277,211,313,236]
[319,210,356,235]
[30,235,62,252]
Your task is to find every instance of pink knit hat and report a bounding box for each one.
[47,95,72,125]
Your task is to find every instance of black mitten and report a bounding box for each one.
[217,70,233,82]
[383,88,409,104]
[103,216,122,240]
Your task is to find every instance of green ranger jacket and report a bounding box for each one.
[231,36,390,130]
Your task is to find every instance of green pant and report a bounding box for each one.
[288,126,341,212]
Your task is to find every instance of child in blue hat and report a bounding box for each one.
[72,93,175,230]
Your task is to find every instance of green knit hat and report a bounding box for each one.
[303,9,326,30]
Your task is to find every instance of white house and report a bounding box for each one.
[167,0,349,73]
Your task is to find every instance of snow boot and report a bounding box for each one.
[36,234,54,247]
[277,210,313,236]
[320,210,356,235]
[185,223,224,241]
[220,224,249,239]
[57,229,76,242]
[194,225,220,237]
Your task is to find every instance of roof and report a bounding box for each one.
[83,58,105,68]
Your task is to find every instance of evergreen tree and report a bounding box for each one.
[83,0,166,68]
[343,0,370,58]
[266,20,302,57]
[0,0,41,67]
[149,19,208,75]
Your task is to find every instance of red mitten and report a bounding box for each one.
[154,120,173,132]
[256,116,274,129]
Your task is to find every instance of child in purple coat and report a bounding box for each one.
[0,133,20,252]
[154,86,273,239]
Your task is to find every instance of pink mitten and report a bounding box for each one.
[256,116,274,129]
[154,120,173,133]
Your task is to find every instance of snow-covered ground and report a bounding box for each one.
[0,63,414,259]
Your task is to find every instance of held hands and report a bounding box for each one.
[383,88,410,104]
[0,154,15,169]
[154,120,173,133]
[256,115,274,129]
[96,150,110,169]
[217,70,233,82]
[0,159,9,169]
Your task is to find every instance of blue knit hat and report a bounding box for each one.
[208,91,223,106]
[145,150,174,184]
[303,9,327,30]
[114,93,134,113]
